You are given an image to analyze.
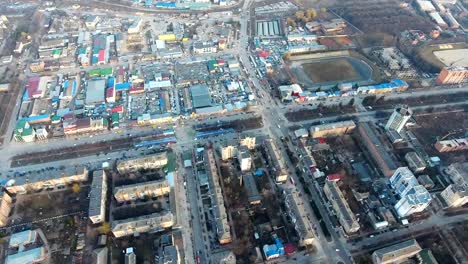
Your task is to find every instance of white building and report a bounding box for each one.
[389,167,431,218]
[238,146,252,172]
[440,184,468,208]
[385,105,412,133]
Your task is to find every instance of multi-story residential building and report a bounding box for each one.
[93,247,108,264]
[440,184,468,208]
[372,239,422,264]
[323,181,360,234]
[440,162,468,208]
[114,179,170,202]
[283,189,315,246]
[309,120,356,138]
[404,152,427,173]
[240,135,256,150]
[435,137,468,152]
[389,167,432,218]
[0,190,12,227]
[88,170,107,224]
[435,66,468,84]
[263,139,288,183]
[125,248,136,264]
[220,143,236,161]
[206,149,232,244]
[111,212,174,238]
[238,146,252,172]
[385,105,412,133]
[6,165,88,194]
[116,153,168,173]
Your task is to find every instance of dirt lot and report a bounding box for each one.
[10,186,90,224]
[411,111,468,162]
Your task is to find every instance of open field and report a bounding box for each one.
[411,111,468,163]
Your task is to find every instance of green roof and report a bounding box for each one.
[52,49,62,55]
[15,120,34,137]
[207,60,217,71]
[111,113,119,122]
[88,67,113,77]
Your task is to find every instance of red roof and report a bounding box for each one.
[327,174,342,181]
[317,137,327,144]
[284,243,296,255]
[98,49,106,62]
[26,76,40,99]
[257,50,269,58]
[111,106,123,113]
[106,87,114,98]
[129,85,144,94]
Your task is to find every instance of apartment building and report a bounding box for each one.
[6,165,88,194]
[88,170,107,224]
[263,139,288,183]
[283,189,315,246]
[390,167,432,218]
[238,146,252,172]
[240,135,256,150]
[117,153,168,173]
[323,181,360,234]
[206,149,232,244]
[385,105,412,133]
[372,239,422,264]
[309,120,356,138]
[114,179,170,202]
[111,211,174,238]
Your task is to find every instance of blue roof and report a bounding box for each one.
[115,82,131,91]
[134,136,177,147]
[156,2,176,7]
[72,80,77,96]
[63,80,69,89]
[195,128,235,139]
[23,114,50,122]
[22,90,29,101]
[108,77,115,88]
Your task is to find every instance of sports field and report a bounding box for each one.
[301,58,361,83]
[290,55,373,88]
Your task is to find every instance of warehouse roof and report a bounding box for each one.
[190,84,211,108]
[85,79,106,105]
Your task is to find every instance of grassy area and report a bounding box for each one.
[302,58,360,83]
